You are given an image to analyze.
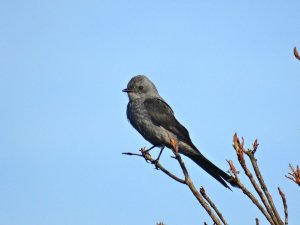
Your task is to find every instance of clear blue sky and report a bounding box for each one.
[0,1,299,225]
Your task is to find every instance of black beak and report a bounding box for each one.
[122,88,133,92]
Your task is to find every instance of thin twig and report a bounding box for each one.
[122,152,143,157]
[200,187,229,225]
[278,187,288,225]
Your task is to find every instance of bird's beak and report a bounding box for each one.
[122,88,133,93]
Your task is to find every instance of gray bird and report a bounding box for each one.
[123,75,237,189]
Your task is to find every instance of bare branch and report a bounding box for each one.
[123,142,224,225]
[124,133,290,225]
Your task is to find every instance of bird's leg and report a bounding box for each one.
[140,145,157,163]
[141,145,164,168]
[154,146,165,169]
[143,145,157,153]
[156,146,165,161]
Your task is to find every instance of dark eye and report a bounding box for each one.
[138,86,144,90]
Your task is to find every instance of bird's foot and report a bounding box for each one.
[153,159,160,170]
[140,147,151,163]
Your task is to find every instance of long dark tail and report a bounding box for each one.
[183,150,238,190]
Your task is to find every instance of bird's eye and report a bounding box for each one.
[138,86,144,90]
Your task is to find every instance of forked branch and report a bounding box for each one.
[123,138,228,225]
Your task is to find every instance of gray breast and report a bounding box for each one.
[126,99,167,146]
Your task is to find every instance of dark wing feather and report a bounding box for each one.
[143,98,193,145]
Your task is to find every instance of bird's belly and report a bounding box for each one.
[127,101,175,147]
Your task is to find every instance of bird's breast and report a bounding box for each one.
[126,99,168,146]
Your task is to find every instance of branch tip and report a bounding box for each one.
[200,186,206,195]
[253,139,259,154]
[294,47,300,60]
[232,134,246,166]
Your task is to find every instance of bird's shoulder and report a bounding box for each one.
[143,97,174,116]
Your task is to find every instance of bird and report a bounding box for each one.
[123,75,237,189]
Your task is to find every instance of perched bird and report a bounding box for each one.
[123,75,237,189]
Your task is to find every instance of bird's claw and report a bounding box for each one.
[140,148,151,163]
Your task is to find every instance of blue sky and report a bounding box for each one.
[0,1,299,225]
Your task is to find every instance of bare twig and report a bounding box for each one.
[278,187,288,225]
[124,133,289,225]
[285,164,300,186]
[200,187,229,225]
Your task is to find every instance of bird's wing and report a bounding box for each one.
[143,98,193,145]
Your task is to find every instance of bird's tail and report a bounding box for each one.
[183,149,238,190]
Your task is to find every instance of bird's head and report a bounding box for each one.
[123,75,161,101]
